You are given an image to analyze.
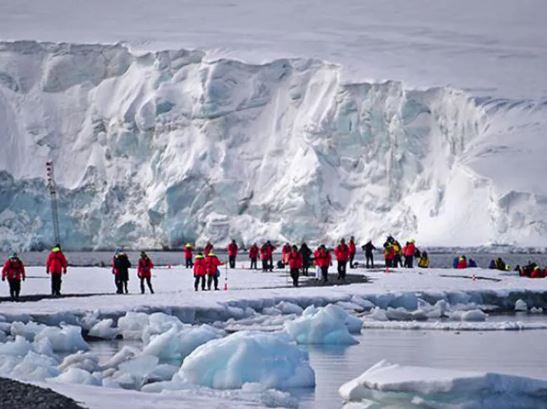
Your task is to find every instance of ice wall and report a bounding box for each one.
[0,41,545,250]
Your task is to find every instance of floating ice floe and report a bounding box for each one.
[339,360,547,409]
[34,325,89,353]
[177,331,315,389]
[284,305,361,345]
[88,318,119,339]
[515,299,528,311]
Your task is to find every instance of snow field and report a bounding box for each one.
[0,266,546,407]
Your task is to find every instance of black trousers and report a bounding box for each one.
[250,257,257,269]
[385,258,393,268]
[194,275,205,291]
[268,256,274,271]
[290,268,299,287]
[140,277,154,294]
[51,274,62,296]
[337,261,347,279]
[349,253,355,268]
[321,266,329,282]
[207,275,219,290]
[366,254,374,268]
[186,258,193,268]
[404,256,414,268]
[262,259,268,271]
[115,277,129,294]
[8,279,21,300]
[229,256,236,268]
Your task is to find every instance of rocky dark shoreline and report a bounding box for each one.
[0,378,85,409]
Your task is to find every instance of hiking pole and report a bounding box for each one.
[224,261,228,291]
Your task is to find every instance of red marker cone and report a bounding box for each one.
[224,282,228,291]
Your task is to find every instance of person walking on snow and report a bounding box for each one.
[362,241,376,268]
[260,243,270,272]
[184,243,193,268]
[227,240,238,269]
[204,242,214,258]
[299,242,312,276]
[206,252,223,290]
[348,236,357,268]
[314,245,332,283]
[281,243,291,267]
[46,244,67,297]
[334,239,350,280]
[112,249,131,294]
[2,253,25,301]
[249,243,259,270]
[287,245,303,287]
[193,252,207,291]
[137,251,154,294]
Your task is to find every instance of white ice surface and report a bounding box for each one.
[339,360,547,409]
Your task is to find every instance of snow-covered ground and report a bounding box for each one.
[0,265,546,408]
[0,1,546,249]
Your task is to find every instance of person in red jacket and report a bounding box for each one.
[184,243,193,268]
[2,253,25,301]
[530,266,545,279]
[456,256,468,269]
[314,245,332,283]
[403,240,416,268]
[227,240,238,269]
[287,245,303,287]
[334,239,350,280]
[193,252,207,291]
[204,242,214,257]
[137,251,154,294]
[384,244,395,268]
[266,240,276,271]
[348,236,357,268]
[206,252,223,290]
[46,244,68,297]
[260,242,273,272]
[281,243,291,266]
[249,243,259,270]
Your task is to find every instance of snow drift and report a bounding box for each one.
[339,360,547,409]
[0,41,546,250]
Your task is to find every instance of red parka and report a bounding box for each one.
[348,240,356,256]
[384,246,395,261]
[456,258,468,269]
[2,258,25,281]
[335,244,350,262]
[531,268,545,279]
[404,243,416,257]
[282,244,291,263]
[46,249,67,275]
[193,255,207,277]
[204,243,214,256]
[184,245,193,260]
[227,243,239,257]
[137,257,154,278]
[314,248,332,268]
[260,245,272,261]
[206,254,223,276]
[249,244,259,259]
[287,250,303,269]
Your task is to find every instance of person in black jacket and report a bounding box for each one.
[299,243,313,276]
[362,241,376,268]
[112,250,131,294]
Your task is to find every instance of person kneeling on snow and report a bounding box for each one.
[206,252,223,290]
[418,251,429,268]
[287,245,303,287]
[2,253,25,301]
[193,252,207,291]
[137,251,154,294]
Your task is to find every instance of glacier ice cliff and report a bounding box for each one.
[0,41,545,250]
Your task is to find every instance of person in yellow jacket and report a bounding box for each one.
[418,251,430,268]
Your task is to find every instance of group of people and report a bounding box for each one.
[383,236,429,269]
[3,239,546,300]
